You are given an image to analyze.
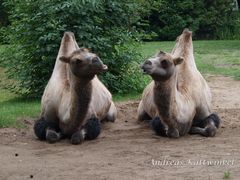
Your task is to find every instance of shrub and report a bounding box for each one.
[138,0,239,40]
[139,0,204,40]
[196,0,239,40]
[1,0,145,97]
[0,1,9,44]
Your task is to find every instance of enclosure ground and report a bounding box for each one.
[0,76,240,180]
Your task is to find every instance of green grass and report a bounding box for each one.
[0,68,40,128]
[223,170,231,179]
[113,92,141,102]
[0,40,240,127]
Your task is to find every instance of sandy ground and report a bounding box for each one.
[0,76,240,180]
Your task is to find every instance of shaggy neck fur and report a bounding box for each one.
[153,73,178,122]
[63,71,94,136]
[153,72,192,135]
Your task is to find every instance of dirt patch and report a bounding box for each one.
[0,76,240,180]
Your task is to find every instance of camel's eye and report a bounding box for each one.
[161,59,168,68]
[75,59,83,65]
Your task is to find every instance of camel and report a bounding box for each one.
[34,32,117,144]
[137,29,220,138]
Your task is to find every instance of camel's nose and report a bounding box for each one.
[144,60,152,66]
[141,60,152,69]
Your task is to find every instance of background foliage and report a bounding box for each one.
[1,0,147,97]
[139,0,240,40]
[0,0,239,97]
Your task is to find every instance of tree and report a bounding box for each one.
[2,0,146,97]
[138,0,238,40]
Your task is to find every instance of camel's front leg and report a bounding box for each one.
[151,117,167,136]
[71,117,101,145]
[151,117,180,138]
[161,118,180,138]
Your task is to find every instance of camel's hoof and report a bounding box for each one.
[71,131,84,145]
[205,126,217,137]
[46,129,60,144]
[167,128,179,138]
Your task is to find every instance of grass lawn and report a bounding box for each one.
[0,40,240,127]
[0,68,40,128]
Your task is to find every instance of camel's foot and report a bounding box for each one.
[166,128,179,138]
[46,128,61,144]
[189,125,217,137]
[71,130,85,145]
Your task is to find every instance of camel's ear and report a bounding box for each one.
[173,57,184,65]
[157,50,166,56]
[59,56,70,63]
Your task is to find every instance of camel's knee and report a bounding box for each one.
[84,117,101,140]
[34,117,48,140]
[151,117,167,137]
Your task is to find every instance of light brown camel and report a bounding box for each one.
[137,29,220,138]
[34,32,117,144]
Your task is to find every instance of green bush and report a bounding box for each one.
[196,0,239,40]
[1,0,146,97]
[0,0,9,44]
[138,0,239,40]
[138,0,203,40]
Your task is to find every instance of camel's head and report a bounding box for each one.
[59,48,108,78]
[141,51,184,81]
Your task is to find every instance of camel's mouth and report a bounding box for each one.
[141,66,152,75]
[102,65,108,71]
[142,68,148,74]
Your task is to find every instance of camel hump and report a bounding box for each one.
[62,31,76,44]
[63,31,75,39]
[182,28,192,34]
[181,29,192,42]
[57,31,79,58]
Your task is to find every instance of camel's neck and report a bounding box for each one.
[153,74,178,120]
[64,74,93,135]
